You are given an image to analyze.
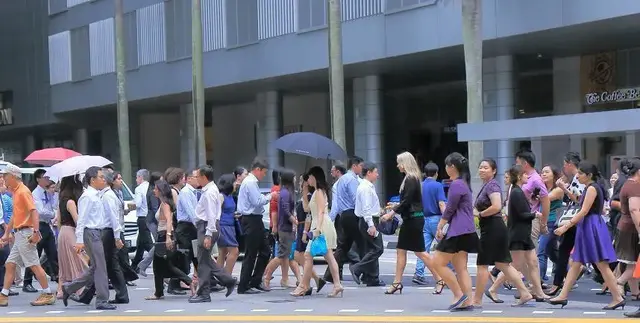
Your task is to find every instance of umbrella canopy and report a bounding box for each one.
[271,132,347,160]
[45,155,112,179]
[25,148,82,166]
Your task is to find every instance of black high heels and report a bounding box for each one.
[603,299,626,311]
[545,286,561,297]
[385,282,403,295]
[548,299,568,309]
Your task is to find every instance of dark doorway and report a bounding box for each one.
[409,128,468,181]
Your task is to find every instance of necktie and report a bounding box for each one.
[196,190,202,201]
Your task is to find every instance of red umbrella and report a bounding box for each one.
[24,148,82,166]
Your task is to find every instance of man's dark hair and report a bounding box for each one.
[362,162,377,176]
[198,165,215,182]
[515,150,536,168]
[564,151,581,167]
[348,156,364,169]
[83,166,102,187]
[251,157,269,170]
[34,169,47,180]
[333,161,347,175]
[424,162,439,177]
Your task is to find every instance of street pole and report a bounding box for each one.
[328,0,346,151]
[192,0,206,166]
[115,0,132,182]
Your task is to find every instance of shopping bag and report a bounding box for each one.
[633,256,640,279]
[289,240,296,260]
[310,234,328,257]
[377,216,399,235]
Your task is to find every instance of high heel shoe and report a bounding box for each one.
[385,282,403,295]
[596,287,609,295]
[433,280,446,295]
[290,287,312,297]
[327,286,344,298]
[316,278,327,293]
[548,299,568,309]
[544,286,561,297]
[603,299,626,310]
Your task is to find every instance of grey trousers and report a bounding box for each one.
[195,220,234,296]
[64,228,109,307]
[138,222,158,272]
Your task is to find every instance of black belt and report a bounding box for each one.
[242,213,262,217]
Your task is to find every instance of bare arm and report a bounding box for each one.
[563,186,597,228]
[162,203,173,233]
[628,197,640,232]
[479,192,502,217]
[548,187,564,201]
[66,199,79,224]
[315,190,327,231]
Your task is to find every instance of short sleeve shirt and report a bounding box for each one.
[11,182,36,229]
[475,179,502,216]
[522,170,548,212]
[618,179,640,233]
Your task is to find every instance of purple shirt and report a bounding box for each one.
[522,169,548,212]
[277,187,294,232]
[442,179,476,238]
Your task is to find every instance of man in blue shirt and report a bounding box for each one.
[413,162,446,286]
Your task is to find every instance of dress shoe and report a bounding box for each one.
[61,287,70,307]
[167,288,187,295]
[50,275,59,283]
[7,290,18,296]
[237,288,261,295]
[126,282,136,287]
[224,280,237,298]
[188,295,211,303]
[22,284,38,293]
[108,284,114,290]
[95,303,117,310]
[108,299,129,304]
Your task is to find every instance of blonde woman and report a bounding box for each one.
[381,152,435,295]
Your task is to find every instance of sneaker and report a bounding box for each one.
[30,293,55,306]
[412,275,429,285]
[0,294,8,307]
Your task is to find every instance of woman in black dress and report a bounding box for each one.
[473,159,532,307]
[380,151,435,295]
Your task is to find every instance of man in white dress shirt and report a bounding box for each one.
[236,157,276,294]
[131,169,152,273]
[189,165,236,303]
[350,162,384,286]
[62,167,118,310]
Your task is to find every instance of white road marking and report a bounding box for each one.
[532,311,554,314]
[45,310,65,314]
[124,310,142,313]
[384,309,404,313]
[339,309,360,313]
[584,311,606,315]
[135,287,150,290]
[7,311,25,314]
[343,286,358,290]
[294,309,313,312]
[207,309,227,312]
[418,286,435,290]
[482,310,503,314]
[590,288,601,291]
[431,310,451,313]
[85,310,104,313]
[251,309,269,312]
[165,309,185,313]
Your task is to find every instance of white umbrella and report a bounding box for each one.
[45,155,112,179]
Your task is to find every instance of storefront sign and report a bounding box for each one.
[584,87,640,105]
[0,108,13,126]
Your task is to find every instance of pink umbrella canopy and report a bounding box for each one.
[24,148,82,166]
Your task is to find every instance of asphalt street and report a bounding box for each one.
[0,244,635,322]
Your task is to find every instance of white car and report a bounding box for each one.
[120,182,139,251]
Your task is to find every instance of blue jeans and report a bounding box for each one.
[415,216,453,277]
[537,222,556,280]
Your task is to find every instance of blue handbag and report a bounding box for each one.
[310,234,328,257]
[289,240,296,260]
[377,216,399,235]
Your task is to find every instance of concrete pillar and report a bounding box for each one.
[483,56,515,190]
[74,128,88,154]
[25,135,36,157]
[256,91,283,187]
[626,131,637,158]
[180,103,197,170]
[353,75,385,201]
[530,137,543,166]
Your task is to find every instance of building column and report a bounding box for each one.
[74,128,88,154]
[180,103,197,170]
[257,91,283,187]
[25,135,36,157]
[483,56,515,190]
[626,131,637,158]
[353,75,385,200]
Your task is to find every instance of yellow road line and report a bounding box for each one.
[0,316,629,323]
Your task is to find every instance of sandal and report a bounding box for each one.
[433,280,446,295]
[484,290,504,303]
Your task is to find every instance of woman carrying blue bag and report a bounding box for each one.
[290,167,344,298]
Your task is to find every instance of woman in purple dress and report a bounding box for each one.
[549,161,624,310]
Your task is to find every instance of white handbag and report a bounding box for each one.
[557,205,579,226]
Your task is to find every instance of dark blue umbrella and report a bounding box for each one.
[271,132,347,160]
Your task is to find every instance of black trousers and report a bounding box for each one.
[170,222,198,289]
[103,229,129,301]
[153,231,192,298]
[132,217,154,269]
[334,213,361,264]
[195,221,234,296]
[351,218,383,281]
[324,210,364,282]
[550,227,577,287]
[238,215,270,292]
[24,222,58,285]
[117,232,138,282]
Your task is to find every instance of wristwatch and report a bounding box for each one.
[167,232,173,237]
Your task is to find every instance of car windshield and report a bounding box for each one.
[121,183,134,201]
